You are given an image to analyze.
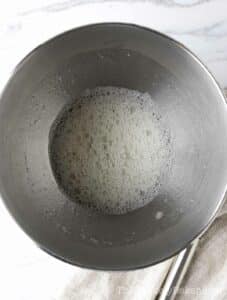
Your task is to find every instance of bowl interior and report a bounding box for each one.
[0,23,227,269]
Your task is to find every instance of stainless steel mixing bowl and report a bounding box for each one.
[0,23,227,270]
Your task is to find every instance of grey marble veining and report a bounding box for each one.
[18,0,216,16]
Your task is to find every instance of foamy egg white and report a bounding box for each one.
[50,87,172,214]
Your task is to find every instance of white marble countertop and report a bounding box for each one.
[0,1,227,300]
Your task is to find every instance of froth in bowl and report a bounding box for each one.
[49,86,172,214]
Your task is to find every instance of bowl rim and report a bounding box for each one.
[1,22,227,271]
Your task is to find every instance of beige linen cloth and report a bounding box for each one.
[177,199,227,300]
[60,92,227,300]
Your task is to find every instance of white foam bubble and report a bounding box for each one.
[50,86,172,214]
[155,211,164,220]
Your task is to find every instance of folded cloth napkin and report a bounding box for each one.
[60,258,173,300]
[176,198,227,300]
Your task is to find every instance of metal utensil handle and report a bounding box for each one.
[156,238,199,300]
